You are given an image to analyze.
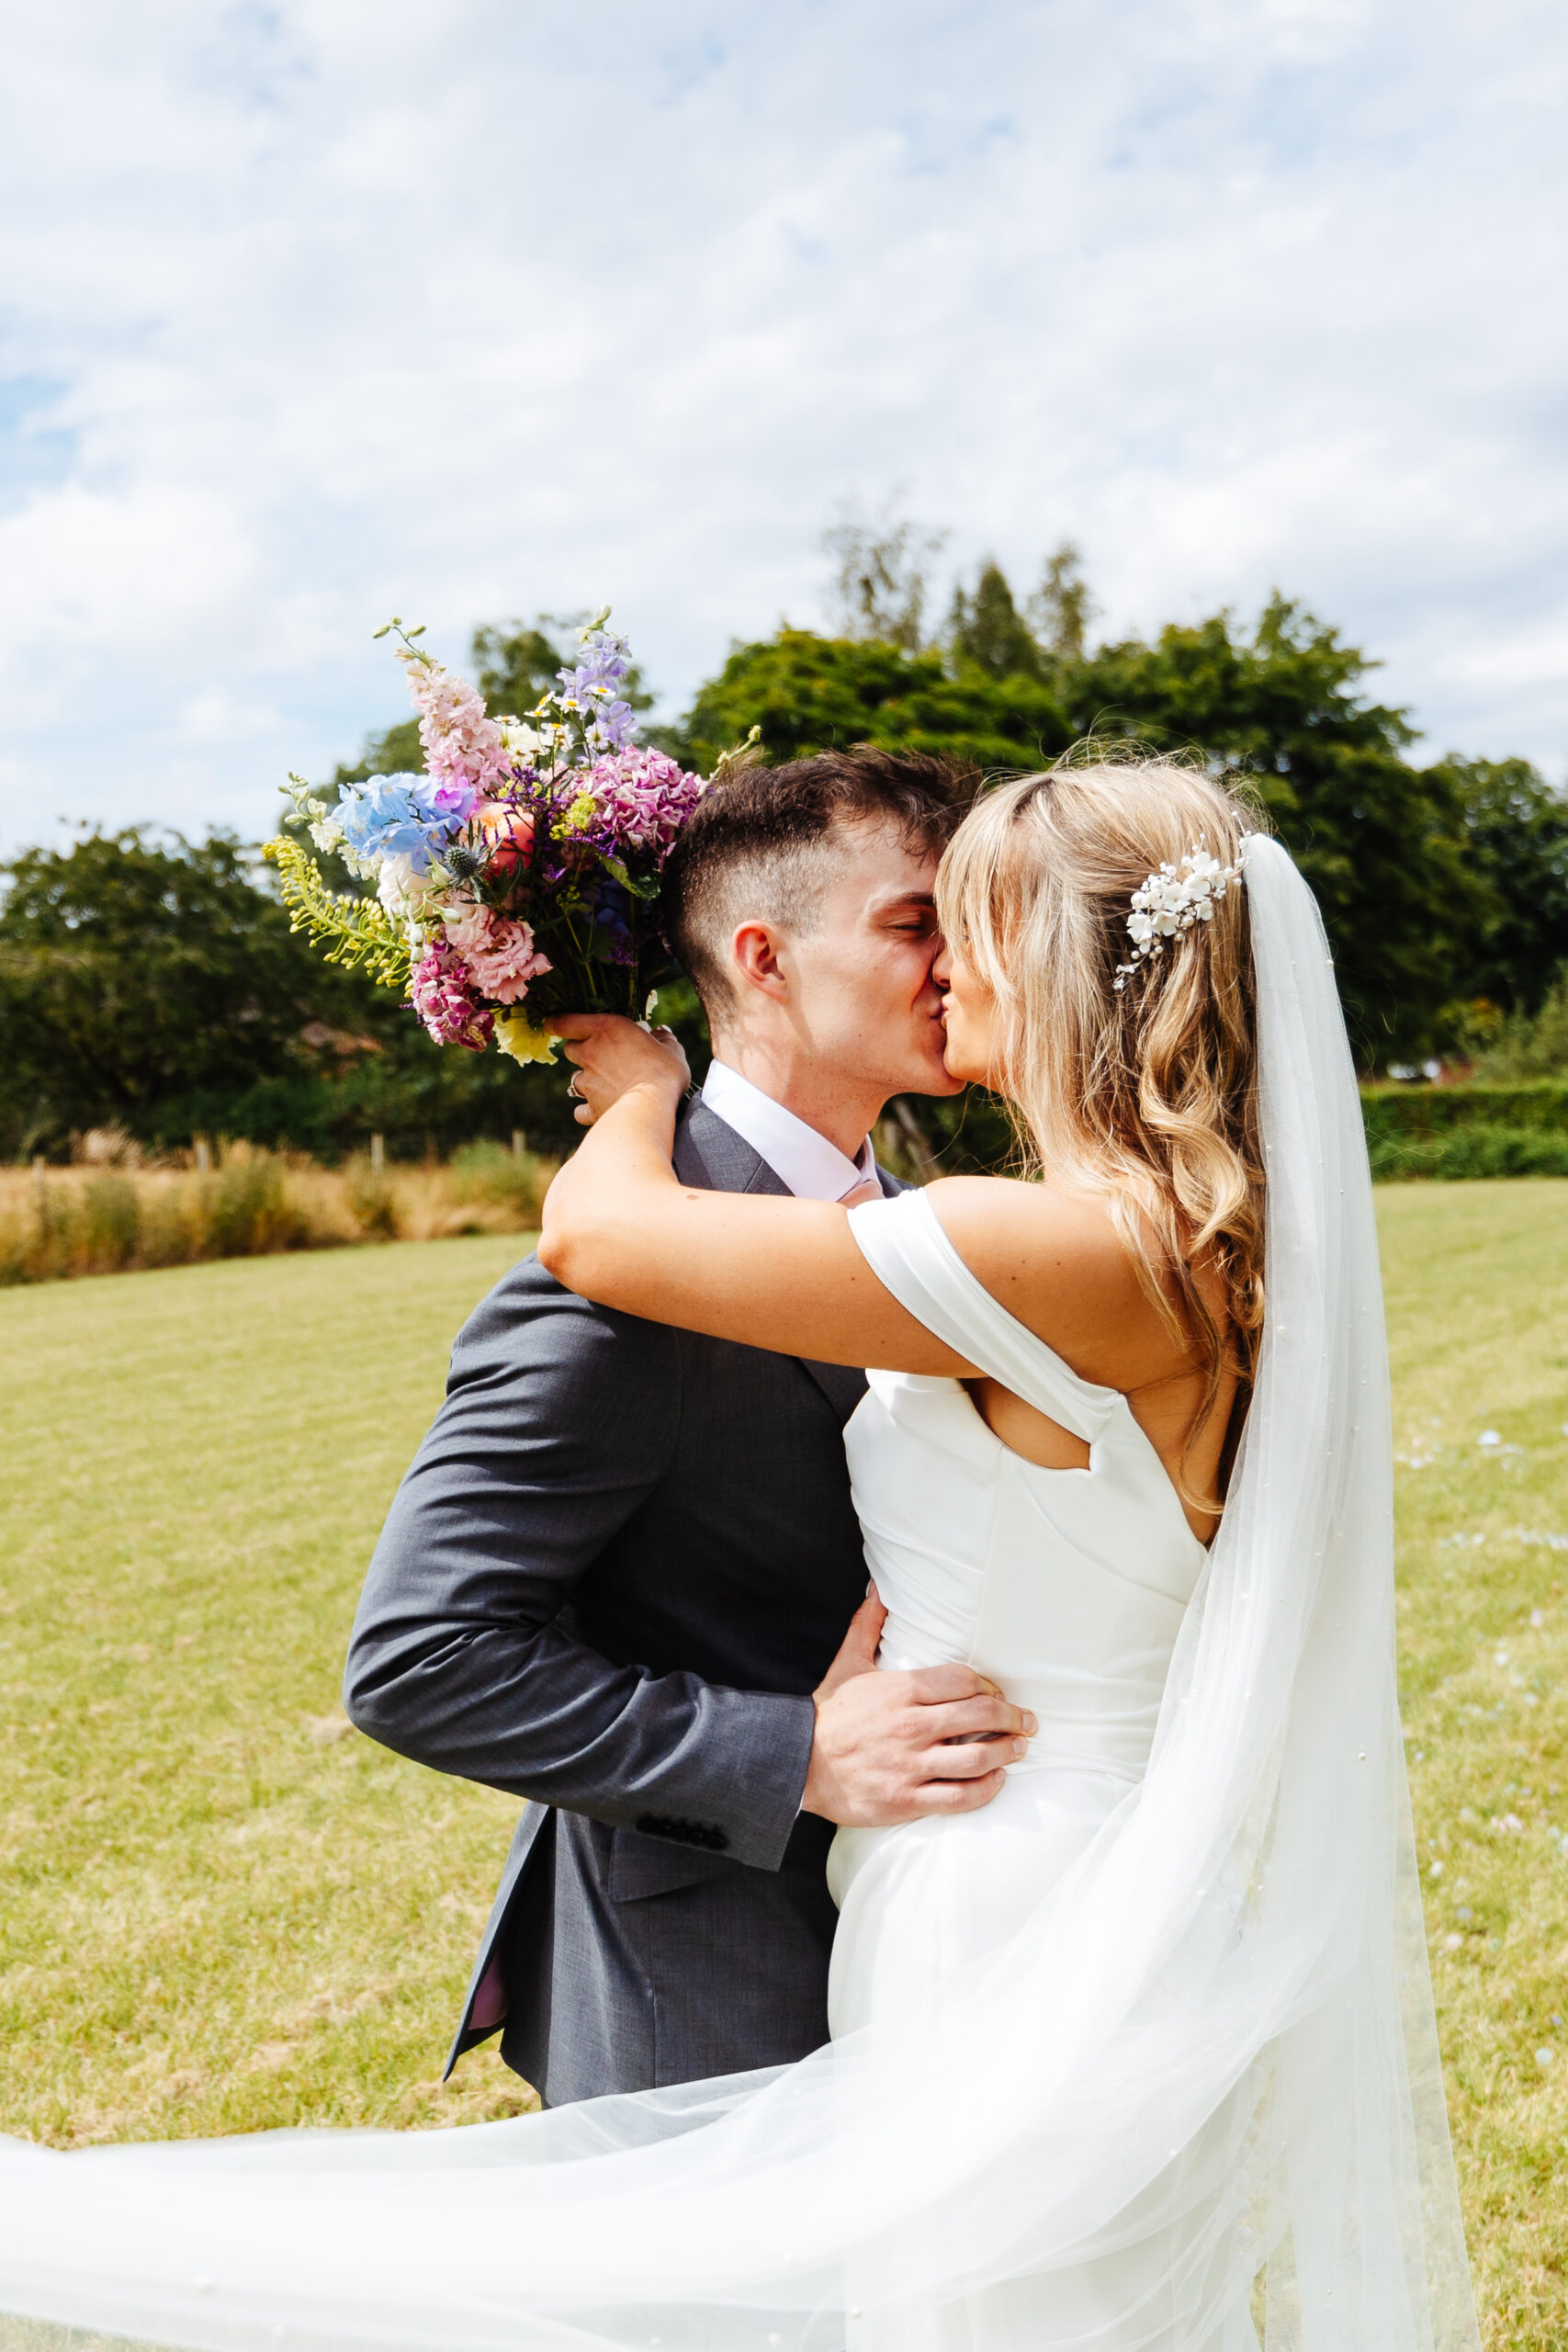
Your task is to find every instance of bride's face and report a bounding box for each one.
[933,938,1002,1088]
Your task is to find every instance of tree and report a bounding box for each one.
[0,829,378,1152]
[948,561,1042,681]
[680,630,1070,777]
[473,618,571,717]
[1472,967,1568,1077]
[1027,543,1095,662]
[1427,755,1568,1016]
[0,827,602,1161]
[821,498,947,651]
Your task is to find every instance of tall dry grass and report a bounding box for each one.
[0,1139,554,1286]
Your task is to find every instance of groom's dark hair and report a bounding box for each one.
[662,744,977,1017]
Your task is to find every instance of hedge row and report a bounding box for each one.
[924,1084,1568,1183]
[1359,1083,1568,1181]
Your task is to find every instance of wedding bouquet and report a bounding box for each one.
[266,612,746,1064]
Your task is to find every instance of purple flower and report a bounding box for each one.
[425,775,479,828]
[559,629,631,697]
[589,697,638,752]
[409,937,494,1050]
[557,628,639,752]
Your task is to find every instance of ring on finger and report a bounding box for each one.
[567,1072,584,1101]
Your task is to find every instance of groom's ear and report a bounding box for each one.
[728,919,793,1003]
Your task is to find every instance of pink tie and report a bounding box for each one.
[840,1176,883,1208]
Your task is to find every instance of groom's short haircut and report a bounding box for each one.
[661,744,976,1018]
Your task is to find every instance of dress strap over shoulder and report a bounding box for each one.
[846,1189,1118,1443]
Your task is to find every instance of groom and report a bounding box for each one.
[344,747,1033,2106]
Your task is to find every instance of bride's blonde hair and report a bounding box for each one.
[936,752,1267,1479]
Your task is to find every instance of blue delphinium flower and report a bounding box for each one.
[336,774,472,872]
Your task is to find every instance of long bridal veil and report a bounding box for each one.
[0,835,1477,2352]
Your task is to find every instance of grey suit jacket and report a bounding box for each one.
[344,1101,898,2104]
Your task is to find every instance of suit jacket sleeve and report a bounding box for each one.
[343,1254,815,1872]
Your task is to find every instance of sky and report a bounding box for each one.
[1,0,1564,856]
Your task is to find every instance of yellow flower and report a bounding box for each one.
[494,1012,558,1066]
[561,789,599,835]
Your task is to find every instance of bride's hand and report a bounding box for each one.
[553,1014,691,1127]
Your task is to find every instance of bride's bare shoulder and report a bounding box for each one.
[924,1174,1132,1274]
[921,1175,1174,1374]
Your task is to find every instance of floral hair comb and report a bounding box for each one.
[1113,841,1246,993]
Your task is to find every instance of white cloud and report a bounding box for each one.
[0,0,1564,854]
[0,481,254,662]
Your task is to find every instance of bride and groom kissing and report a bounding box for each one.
[344,745,1033,2103]
[5,743,1475,2352]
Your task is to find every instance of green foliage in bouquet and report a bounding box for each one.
[266,815,412,991]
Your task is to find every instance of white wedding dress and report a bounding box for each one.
[827,1188,1210,2346]
[0,838,1480,2352]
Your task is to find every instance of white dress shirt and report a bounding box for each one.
[700,1060,876,1202]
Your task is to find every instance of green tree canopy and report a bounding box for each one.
[1426,754,1568,1016]
[0,827,594,1161]
[0,830,377,1150]
[682,630,1071,776]
[948,561,1043,680]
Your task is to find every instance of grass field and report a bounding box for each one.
[1380,1182,1568,2346]
[0,1234,534,2142]
[2,1183,1567,2345]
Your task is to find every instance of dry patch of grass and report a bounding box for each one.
[2,1183,1566,2346]
[0,1141,553,1285]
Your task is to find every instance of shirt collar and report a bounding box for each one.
[699,1061,875,1203]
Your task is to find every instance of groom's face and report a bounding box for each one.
[771,817,962,1100]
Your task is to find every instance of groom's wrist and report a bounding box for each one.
[654,1686,815,1872]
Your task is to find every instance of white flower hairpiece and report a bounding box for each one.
[1113,839,1246,992]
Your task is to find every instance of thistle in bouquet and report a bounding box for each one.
[267,609,751,1066]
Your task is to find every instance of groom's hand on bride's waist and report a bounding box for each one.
[800,1589,1035,1827]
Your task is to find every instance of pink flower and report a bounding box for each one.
[440,900,491,956]
[457,916,553,1006]
[587,748,706,858]
[409,938,494,1050]
[399,650,515,799]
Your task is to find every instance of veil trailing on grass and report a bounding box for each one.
[0,837,1477,2352]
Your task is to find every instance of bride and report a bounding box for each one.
[0,757,1476,2352]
